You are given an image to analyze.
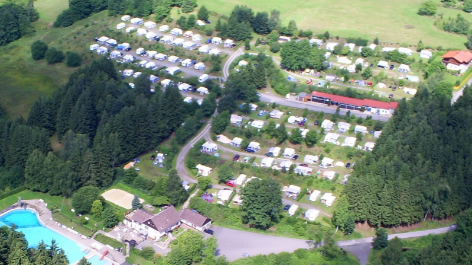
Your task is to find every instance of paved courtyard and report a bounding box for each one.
[212,226,310,261]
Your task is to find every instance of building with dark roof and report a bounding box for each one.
[124,206,181,240]
[179,209,212,232]
[311,91,398,115]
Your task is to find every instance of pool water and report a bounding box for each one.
[0,209,86,264]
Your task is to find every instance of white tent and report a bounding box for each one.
[398,47,412,56]
[192,34,202,42]
[382,47,396,53]
[96,36,109,44]
[159,25,169,32]
[305,209,320,221]
[420,50,433,59]
[160,35,174,44]
[196,87,209,94]
[196,20,206,26]
[145,32,157,40]
[106,39,117,46]
[325,42,338,51]
[144,21,156,29]
[209,49,221,55]
[165,67,181,75]
[155,53,167,60]
[183,41,195,49]
[172,38,184,46]
[304,155,319,164]
[194,62,205,70]
[121,15,131,21]
[398,64,410,73]
[308,190,321,202]
[146,50,157,58]
[183,31,193,37]
[199,45,209,53]
[116,23,126,30]
[130,18,143,25]
[125,27,136,33]
[168,55,179,63]
[212,37,222,45]
[123,69,134,76]
[146,62,156,69]
[137,28,147,36]
[170,28,183,36]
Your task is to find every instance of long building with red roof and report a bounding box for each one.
[310,91,398,115]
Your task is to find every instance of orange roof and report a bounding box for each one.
[124,162,135,170]
[442,51,472,64]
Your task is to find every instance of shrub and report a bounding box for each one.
[66,51,82,67]
[45,47,65,64]
[31,40,48,60]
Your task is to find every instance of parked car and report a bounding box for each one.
[389,65,394,70]
[204,229,214,235]
[233,154,240,161]
[283,204,291,211]
[265,152,274,157]
[299,164,308,167]
[205,20,211,24]
[245,148,255,153]
[346,163,351,169]
[392,86,397,91]
[291,155,299,160]
[226,181,236,187]
[314,120,319,125]
[370,63,373,68]
[206,38,212,44]
[389,94,394,98]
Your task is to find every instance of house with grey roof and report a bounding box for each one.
[179,209,212,232]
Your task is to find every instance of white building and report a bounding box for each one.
[201,142,218,153]
[398,47,413,56]
[223,39,234,48]
[160,79,172,88]
[168,55,179,63]
[192,34,202,42]
[159,25,170,32]
[321,119,335,131]
[130,18,143,25]
[250,120,265,129]
[235,174,247,186]
[288,205,299,216]
[320,157,334,168]
[354,125,368,134]
[199,45,209,53]
[155,53,167,60]
[420,50,433,59]
[116,23,126,30]
[279,160,293,170]
[344,43,355,52]
[144,21,156,29]
[342,137,357,147]
[305,209,320,221]
[121,15,131,21]
[269,109,284,119]
[323,133,340,145]
[283,148,296,158]
[260,157,274,168]
[267,147,281,157]
[325,42,338,51]
[308,190,321,202]
[179,209,211,232]
[247,141,260,152]
[137,28,148,36]
[165,67,181,75]
[321,193,336,207]
[196,164,212,176]
[123,207,180,240]
[231,137,243,148]
[398,64,410,73]
[212,37,222,45]
[337,122,351,132]
[304,155,319,164]
[160,35,175,44]
[217,190,233,202]
[364,142,376,151]
[170,28,183,36]
[194,62,206,70]
[230,114,243,125]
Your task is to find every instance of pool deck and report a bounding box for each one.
[15,200,127,265]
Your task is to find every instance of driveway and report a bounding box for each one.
[212,226,310,261]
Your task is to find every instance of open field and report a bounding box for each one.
[34,0,68,23]
[199,0,469,48]
[102,189,145,209]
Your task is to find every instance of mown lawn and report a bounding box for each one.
[198,0,468,48]
[94,233,125,249]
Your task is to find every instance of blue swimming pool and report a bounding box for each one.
[88,255,109,265]
[0,209,86,264]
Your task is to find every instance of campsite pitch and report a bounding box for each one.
[102,189,145,209]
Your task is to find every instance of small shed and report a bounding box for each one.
[196,164,212,176]
[230,114,243,125]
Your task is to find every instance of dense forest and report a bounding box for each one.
[0,57,206,197]
[344,82,472,226]
[0,1,38,46]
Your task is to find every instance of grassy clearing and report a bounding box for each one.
[52,212,94,237]
[34,0,68,23]
[94,233,125,249]
[198,0,467,48]
[126,251,154,265]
